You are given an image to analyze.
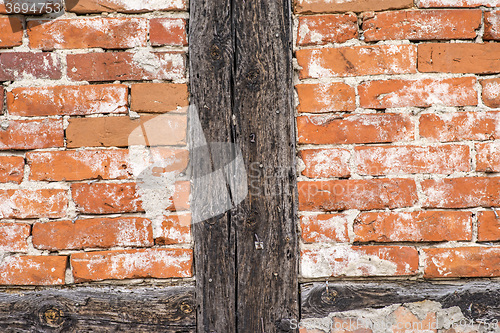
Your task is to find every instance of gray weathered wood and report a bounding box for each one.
[0,286,195,332]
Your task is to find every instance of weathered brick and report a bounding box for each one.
[359,77,477,109]
[481,78,500,108]
[150,18,187,46]
[7,84,128,116]
[301,246,418,278]
[418,43,500,74]
[0,189,68,219]
[485,10,500,40]
[478,211,500,242]
[354,211,473,242]
[424,247,500,278]
[296,45,416,79]
[476,142,500,172]
[66,114,187,148]
[0,16,22,48]
[295,0,412,14]
[362,10,481,41]
[299,148,350,178]
[155,213,191,245]
[296,82,356,113]
[355,145,470,175]
[33,217,153,250]
[420,112,500,142]
[298,179,417,211]
[67,52,185,82]
[300,214,349,243]
[0,86,3,111]
[0,156,24,184]
[0,52,61,81]
[0,119,64,150]
[421,177,500,208]
[0,256,66,285]
[297,14,358,46]
[0,223,30,252]
[71,248,192,282]
[65,0,186,13]
[297,114,414,145]
[28,18,147,50]
[130,83,188,113]
[419,0,500,7]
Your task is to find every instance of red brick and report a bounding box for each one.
[0,16,22,48]
[7,84,128,117]
[297,114,414,145]
[65,0,186,13]
[297,14,358,46]
[478,211,500,242]
[301,246,418,278]
[485,10,500,40]
[150,18,187,46]
[66,114,187,148]
[28,18,147,50]
[71,248,192,282]
[155,213,191,245]
[130,83,189,113]
[421,177,500,208]
[296,82,356,113]
[0,189,68,219]
[0,223,30,252]
[0,156,24,184]
[0,52,61,81]
[355,145,470,175]
[420,112,500,142]
[295,0,412,14]
[67,52,185,82]
[481,78,500,108]
[418,43,500,74]
[362,10,481,41]
[424,247,500,278]
[0,119,64,150]
[0,256,66,285]
[299,148,350,178]
[300,214,349,243]
[390,307,436,333]
[354,211,473,242]
[419,0,500,7]
[359,77,477,109]
[296,45,416,79]
[33,217,153,251]
[476,142,500,172]
[298,179,417,211]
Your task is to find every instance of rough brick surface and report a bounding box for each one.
[0,256,67,285]
[0,223,30,252]
[300,214,349,243]
[130,83,189,113]
[478,211,500,241]
[299,148,350,178]
[0,119,64,150]
[295,0,412,14]
[155,214,191,245]
[65,0,186,13]
[0,52,61,81]
[296,82,356,113]
[485,10,500,40]
[476,142,500,172]
[419,0,500,7]
[481,78,500,108]
[0,156,24,184]
[0,16,23,48]
[150,18,187,46]
[297,14,358,46]
[0,189,68,219]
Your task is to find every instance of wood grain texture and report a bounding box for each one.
[0,286,195,332]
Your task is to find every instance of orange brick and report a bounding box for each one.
[419,0,500,7]
[0,189,68,219]
[418,43,500,74]
[481,78,500,108]
[0,156,24,184]
[299,148,351,178]
[390,307,436,333]
[355,145,470,175]
[485,10,500,40]
[421,177,500,208]
[297,114,414,145]
[362,10,481,41]
[301,246,418,278]
[0,223,30,252]
[155,213,191,245]
[28,18,147,50]
[71,248,192,282]
[150,18,187,46]
[298,179,417,211]
[300,214,349,243]
[359,77,477,109]
[130,83,189,113]
[33,217,153,251]
[65,0,186,13]
[296,45,416,79]
[354,211,473,242]
[0,52,61,81]
[297,14,358,46]
[7,84,128,117]
[67,52,185,81]
[331,317,374,332]
[296,82,356,113]
[295,0,412,14]
[0,119,64,150]
[476,142,500,172]
[0,16,22,48]
[478,211,500,242]
[424,247,500,278]
[0,256,66,285]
